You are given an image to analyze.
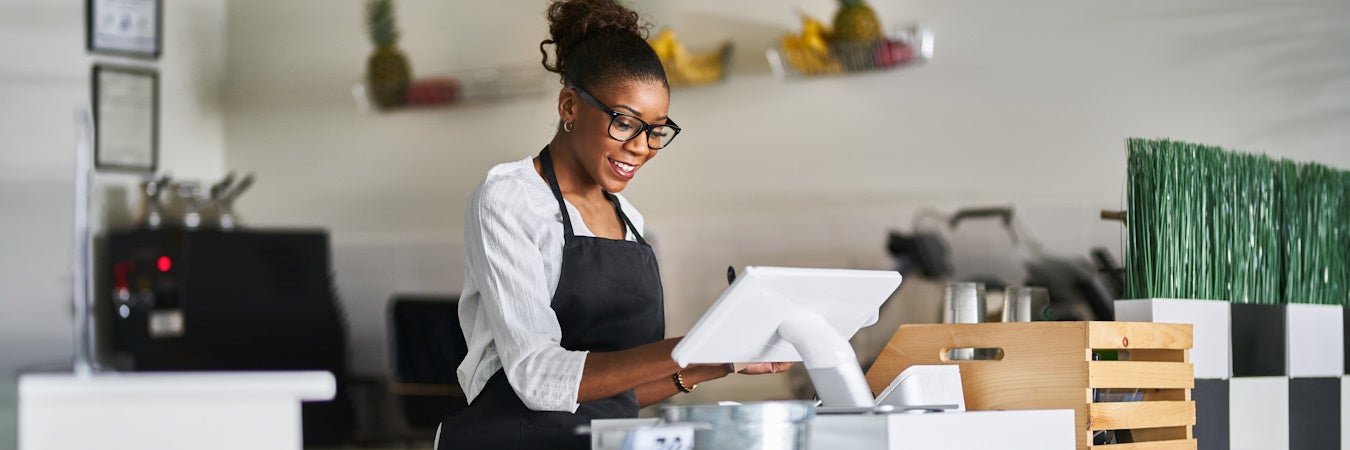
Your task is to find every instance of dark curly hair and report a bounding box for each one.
[539,0,668,92]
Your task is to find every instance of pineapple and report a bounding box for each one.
[365,0,411,109]
[830,0,884,71]
[831,0,883,42]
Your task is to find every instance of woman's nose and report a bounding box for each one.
[623,132,651,155]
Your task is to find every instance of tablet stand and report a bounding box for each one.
[778,303,874,408]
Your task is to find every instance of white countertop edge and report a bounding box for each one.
[18,370,336,401]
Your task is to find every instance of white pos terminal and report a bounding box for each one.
[671,266,903,408]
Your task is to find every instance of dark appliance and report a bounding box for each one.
[105,228,353,446]
[387,295,469,436]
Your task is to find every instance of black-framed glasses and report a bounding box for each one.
[571,87,681,150]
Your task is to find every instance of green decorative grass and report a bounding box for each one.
[1282,163,1348,305]
[1124,138,1345,305]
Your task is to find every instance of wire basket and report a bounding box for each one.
[352,66,553,112]
[767,24,933,79]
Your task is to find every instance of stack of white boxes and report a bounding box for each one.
[1117,299,1345,450]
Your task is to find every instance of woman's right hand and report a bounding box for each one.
[737,362,795,375]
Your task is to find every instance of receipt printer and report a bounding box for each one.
[874,365,965,412]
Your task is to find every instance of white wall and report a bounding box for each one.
[0,1,228,447]
[222,0,1350,403]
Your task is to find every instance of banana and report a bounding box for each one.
[679,51,724,85]
[649,29,678,61]
[802,16,832,42]
[782,15,841,75]
[649,29,728,86]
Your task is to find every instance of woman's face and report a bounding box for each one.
[563,79,670,194]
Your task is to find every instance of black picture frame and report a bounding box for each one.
[87,0,163,59]
[92,65,159,173]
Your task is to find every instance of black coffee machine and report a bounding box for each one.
[104,228,353,446]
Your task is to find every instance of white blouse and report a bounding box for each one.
[457,155,644,413]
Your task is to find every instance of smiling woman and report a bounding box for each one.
[433,1,787,449]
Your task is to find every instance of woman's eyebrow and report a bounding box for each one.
[614,104,642,117]
[615,104,669,121]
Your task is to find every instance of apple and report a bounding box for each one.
[874,39,915,69]
[405,77,462,106]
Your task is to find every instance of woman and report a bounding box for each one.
[436,1,790,449]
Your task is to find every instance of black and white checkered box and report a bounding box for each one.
[1116,300,1344,450]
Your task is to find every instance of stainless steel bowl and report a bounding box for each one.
[660,401,815,450]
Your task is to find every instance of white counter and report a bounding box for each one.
[592,408,1075,450]
[19,371,334,450]
[811,409,1075,450]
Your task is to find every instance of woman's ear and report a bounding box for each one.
[557,88,578,124]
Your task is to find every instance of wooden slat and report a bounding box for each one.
[1140,388,1189,402]
[1124,349,1187,363]
[1088,322,1192,350]
[1130,426,1193,442]
[1088,401,1195,430]
[1090,438,1197,450]
[1089,361,1193,389]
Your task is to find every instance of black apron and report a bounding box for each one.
[438,147,665,450]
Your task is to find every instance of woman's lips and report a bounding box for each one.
[609,158,637,180]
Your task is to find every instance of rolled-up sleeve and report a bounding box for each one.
[463,180,588,412]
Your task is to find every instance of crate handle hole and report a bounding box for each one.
[944,347,1004,361]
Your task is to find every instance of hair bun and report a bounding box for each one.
[540,0,648,76]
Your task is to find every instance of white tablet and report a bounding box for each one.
[671,266,903,366]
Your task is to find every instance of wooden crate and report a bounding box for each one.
[865,322,1195,450]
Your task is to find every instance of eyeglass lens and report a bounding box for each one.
[609,115,676,149]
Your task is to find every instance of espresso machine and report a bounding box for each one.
[104,173,354,446]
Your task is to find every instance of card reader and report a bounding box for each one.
[873,365,965,412]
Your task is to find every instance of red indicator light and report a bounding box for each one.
[157,256,172,272]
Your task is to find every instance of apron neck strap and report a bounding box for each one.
[539,147,576,238]
[539,146,647,244]
[604,191,648,246]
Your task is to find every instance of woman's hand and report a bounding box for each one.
[737,362,795,375]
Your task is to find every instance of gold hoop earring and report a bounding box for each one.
[563,121,574,133]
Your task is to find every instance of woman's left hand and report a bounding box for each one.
[737,362,794,375]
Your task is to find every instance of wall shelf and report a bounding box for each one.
[352,66,553,113]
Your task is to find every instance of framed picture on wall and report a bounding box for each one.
[87,0,162,58]
[93,65,158,173]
